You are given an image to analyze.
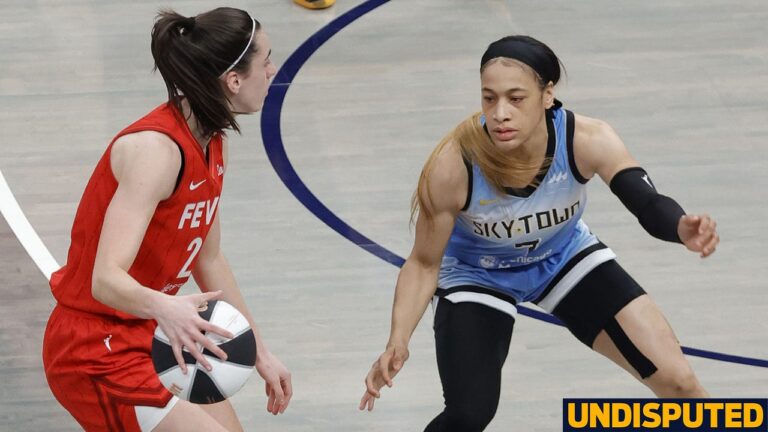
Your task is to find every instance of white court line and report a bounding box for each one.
[0,169,59,280]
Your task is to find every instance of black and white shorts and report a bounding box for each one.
[434,243,646,347]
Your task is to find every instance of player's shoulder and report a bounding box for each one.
[573,113,618,146]
[572,113,625,160]
[421,139,467,213]
[110,131,182,187]
[429,139,467,188]
[112,131,181,164]
[114,130,177,149]
[571,113,631,180]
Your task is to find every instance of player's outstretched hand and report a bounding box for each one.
[256,350,292,415]
[359,344,409,412]
[678,214,719,258]
[152,290,234,374]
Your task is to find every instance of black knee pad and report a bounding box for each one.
[551,260,646,347]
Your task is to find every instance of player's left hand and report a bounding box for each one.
[677,214,719,258]
[256,350,292,415]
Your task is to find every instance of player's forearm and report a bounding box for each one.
[387,259,439,348]
[91,266,165,319]
[192,251,270,355]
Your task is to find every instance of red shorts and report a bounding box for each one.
[43,304,173,432]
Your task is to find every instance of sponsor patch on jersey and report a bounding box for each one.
[479,199,499,206]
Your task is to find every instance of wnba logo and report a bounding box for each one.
[563,399,767,431]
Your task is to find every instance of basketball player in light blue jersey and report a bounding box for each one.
[360,36,719,431]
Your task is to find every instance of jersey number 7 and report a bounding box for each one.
[515,238,541,253]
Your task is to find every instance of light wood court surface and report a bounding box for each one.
[1,1,766,431]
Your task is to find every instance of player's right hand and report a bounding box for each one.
[359,344,409,412]
[152,290,234,374]
[677,213,719,258]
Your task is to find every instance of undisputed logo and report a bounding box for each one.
[563,399,767,431]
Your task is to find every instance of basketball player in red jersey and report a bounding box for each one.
[42,8,290,431]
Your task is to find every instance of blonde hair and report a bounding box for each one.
[411,112,550,225]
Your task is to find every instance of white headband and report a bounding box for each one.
[220,17,256,77]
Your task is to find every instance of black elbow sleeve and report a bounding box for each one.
[609,167,685,243]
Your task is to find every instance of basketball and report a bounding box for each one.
[151,300,257,404]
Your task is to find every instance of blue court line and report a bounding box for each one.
[259,0,768,369]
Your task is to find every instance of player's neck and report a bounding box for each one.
[180,98,212,152]
[505,117,548,163]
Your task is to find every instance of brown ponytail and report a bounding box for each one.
[151,7,261,137]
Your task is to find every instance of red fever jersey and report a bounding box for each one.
[50,103,225,319]
[43,103,226,430]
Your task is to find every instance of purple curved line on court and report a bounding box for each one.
[259,0,768,369]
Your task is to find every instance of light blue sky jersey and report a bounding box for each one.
[438,107,612,303]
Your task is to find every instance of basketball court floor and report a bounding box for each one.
[1,0,766,430]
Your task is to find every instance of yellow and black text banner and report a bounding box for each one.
[563,399,767,431]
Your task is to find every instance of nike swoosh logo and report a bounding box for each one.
[479,199,498,205]
[641,174,653,189]
[189,180,206,190]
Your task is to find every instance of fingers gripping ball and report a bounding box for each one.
[152,300,256,404]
